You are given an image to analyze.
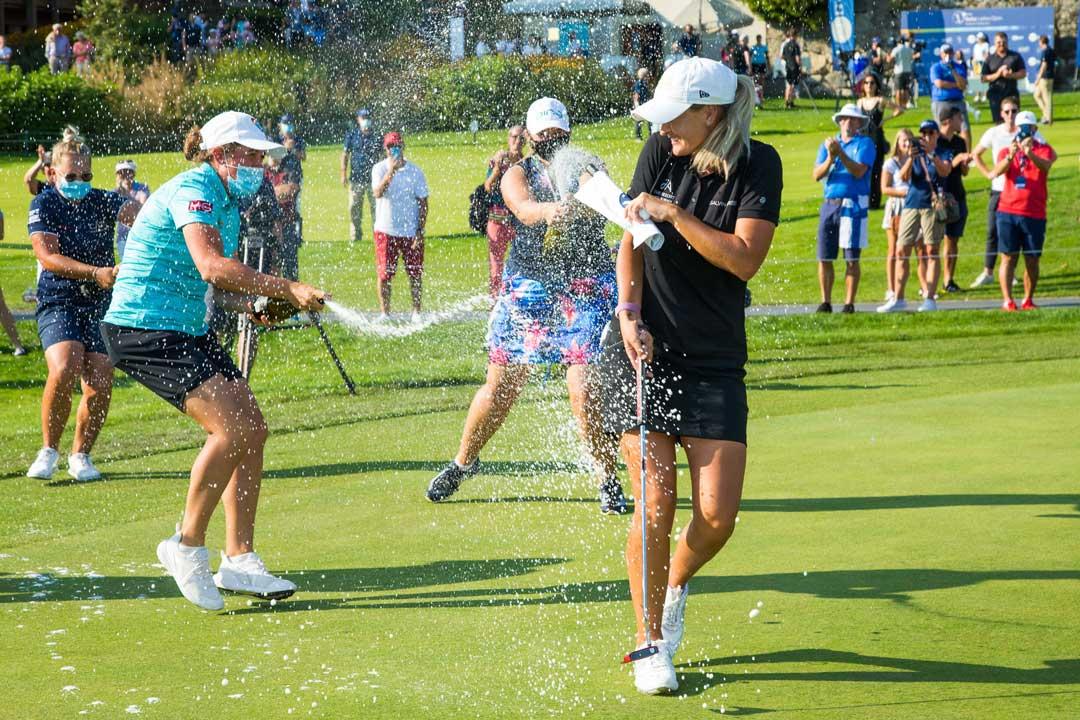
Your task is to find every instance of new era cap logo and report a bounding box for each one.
[699,90,710,98]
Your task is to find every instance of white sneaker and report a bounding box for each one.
[633,639,678,695]
[918,298,938,312]
[969,271,994,288]
[918,288,926,299]
[67,453,102,482]
[214,551,296,600]
[876,298,907,313]
[661,584,689,658]
[883,289,896,302]
[27,447,60,479]
[156,533,224,611]
[410,311,422,324]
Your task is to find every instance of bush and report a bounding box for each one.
[0,67,122,147]
[744,0,827,32]
[398,55,628,132]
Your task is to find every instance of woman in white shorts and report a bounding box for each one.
[881,129,912,301]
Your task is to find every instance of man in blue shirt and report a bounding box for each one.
[812,104,876,313]
[341,108,382,243]
[930,43,970,150]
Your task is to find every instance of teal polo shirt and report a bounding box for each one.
[105,163,239,336]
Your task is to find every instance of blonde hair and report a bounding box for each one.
[891,128,914,158]
[61,125,82,143]
[690,74,755,178]
[51,138,90,166]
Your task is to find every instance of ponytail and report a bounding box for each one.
[183,126,211,163]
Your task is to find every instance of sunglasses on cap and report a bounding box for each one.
[61,172,93,182]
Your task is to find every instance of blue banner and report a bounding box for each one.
[902,7,1055,95]
[828,0,856,69]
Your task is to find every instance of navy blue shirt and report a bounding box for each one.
[632,79,651,104]
[905,147,953,209]
[343,128,383,182]
[29,187,126,307]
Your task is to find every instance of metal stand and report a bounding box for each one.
[235,233,356,395]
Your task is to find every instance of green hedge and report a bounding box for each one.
[395,55,629,132]
[0,49,631,152]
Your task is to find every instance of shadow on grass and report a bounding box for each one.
[0,557,566,604]
[673,649,1080,698]
[221,567,1080,614]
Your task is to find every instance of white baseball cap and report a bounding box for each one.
[1014,111,1038,127]
[631,57,737,125]
[526,97,570,136]
[832,103,869,125]
[115,159,137,172]
[198,111,282,153]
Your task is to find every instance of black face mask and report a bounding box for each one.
[532,134,569,161]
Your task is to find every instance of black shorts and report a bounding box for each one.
[895,72,913,91]
[595,319,748,444]
[785,67,801,85]
[751,63,768,76]
[100,322,243,412]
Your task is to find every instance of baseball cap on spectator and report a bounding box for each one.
[279,113,294,124]
[526,97,571,135]
[115,160,137,172]
[1014,111,1038,128]
[976,32,987,41]
[356,108,370,118]
[631,57,737,124]
[939,43,952,54]
[919,119,939,133]
[52,23,62,31]
[198,111,283,153]
[383,131,403,147]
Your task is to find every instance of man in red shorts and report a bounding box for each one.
[371,131,429,321]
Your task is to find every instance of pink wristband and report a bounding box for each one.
[615,302,641,317]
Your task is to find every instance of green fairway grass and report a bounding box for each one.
[1,96,1079,718]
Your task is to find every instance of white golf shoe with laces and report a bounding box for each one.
[67,452,102,482]
[26,447,60,479]
[214,551,297,600]
[633,639,678,695]
[661,584,689,657]
[156,533,224,611]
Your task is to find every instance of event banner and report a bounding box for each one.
[901,6,1054,94]
[828,0,856,69]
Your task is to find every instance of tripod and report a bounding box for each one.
[235,232,357,395]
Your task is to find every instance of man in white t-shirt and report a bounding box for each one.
[371,131,429,320]
[970,32,990,103]
[969,100,1045,288]
[889,35,915,109]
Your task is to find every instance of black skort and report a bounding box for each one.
[785,67,801,85]
[100,322,243,412]
[595,319,748,444]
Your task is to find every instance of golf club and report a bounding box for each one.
[623,355,660,665]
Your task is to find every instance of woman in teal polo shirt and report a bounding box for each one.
[101,111,327,611]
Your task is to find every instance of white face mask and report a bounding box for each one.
[359,118,371,131]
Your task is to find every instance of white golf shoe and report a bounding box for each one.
[26,447,60,479]
[214,551,296,600]
[661,584,689,658]
[67,452,102,482]
[633,639,678,695]
[156,533,224,611]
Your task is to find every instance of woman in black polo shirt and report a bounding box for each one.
[598,57,782,695]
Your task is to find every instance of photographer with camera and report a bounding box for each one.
[25,136,142,482]
[878,119,952,313]
[100,112,327,611]
[990,112,1056,311]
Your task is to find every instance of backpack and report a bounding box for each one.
[468,184,490,234]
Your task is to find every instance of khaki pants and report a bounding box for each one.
[1032,78,1053,122]
[349,180,374,242]
[898,208,943,248]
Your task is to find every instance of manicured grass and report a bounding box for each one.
[1,97,1079,718]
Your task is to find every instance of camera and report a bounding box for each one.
[1015,125,1035,142]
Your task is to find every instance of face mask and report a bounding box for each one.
[359,119,371,131]
[280,123,294,135]
[389,146,403,161]
[532,134,569,161]
[56,176,91,201]
[226,164,264,198]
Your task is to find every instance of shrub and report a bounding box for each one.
[0,67,121,146]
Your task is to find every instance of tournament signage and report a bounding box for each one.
[828,0,856,69]
[902,6,1055,94]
